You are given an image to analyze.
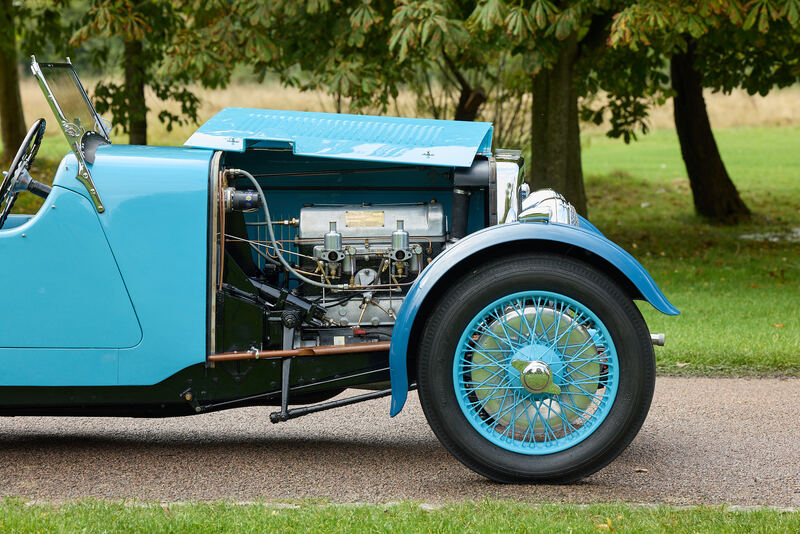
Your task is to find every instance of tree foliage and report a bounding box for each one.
[163,1,406,112]
[607,0,800,222]
[461,0,626,215]
[600,0,800,134]
[0,0,26,164]
[387,0,531,147]
[9,0,798,221]
[21,0,201,144]
[71,0,200,144]
[609,0,800,97]
[164,0,530,146]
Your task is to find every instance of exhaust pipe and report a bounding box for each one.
[651,333,666,346]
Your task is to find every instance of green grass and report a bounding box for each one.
[8,125,800,375]
[0,499,797,534]
[582,127,800,375]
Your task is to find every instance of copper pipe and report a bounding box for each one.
[208,341,391,362]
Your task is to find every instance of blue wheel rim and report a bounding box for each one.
[452,290,619,455]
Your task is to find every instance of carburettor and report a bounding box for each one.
[296,202,445,291]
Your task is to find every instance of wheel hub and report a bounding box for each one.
[507,343,564,396]
[511,359,561,395]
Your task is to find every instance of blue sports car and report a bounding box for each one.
[0,57,677,483]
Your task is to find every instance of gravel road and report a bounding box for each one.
[0,377,798,506]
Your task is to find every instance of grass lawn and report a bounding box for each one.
[0,499,798,534]
[7,124,799,376]
[583,126,800,375]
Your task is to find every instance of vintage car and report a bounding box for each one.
[0,57,678,484]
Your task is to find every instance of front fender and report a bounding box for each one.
[389,221,679,416]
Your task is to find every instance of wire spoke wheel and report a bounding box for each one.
[454,291,618,454]
[417,253,655,483]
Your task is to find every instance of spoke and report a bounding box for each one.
[467,382,508,412]
[561,337,596,356]
[490,391,524,431]
[473,322,515,351]
[463,342,508,354]
[459,363,504,377]
[489,387,514,432]
[563,372,601,394]
[561,390,593,423]
[552,312,585,351]
[462,341,508,368]
[549,301,563,349]
[465,335,511,355]
[565,377,604,386]
[530,399,557,441]
[464,383,525,391]
[563,340,602,364]
[553,397,578,434]
[521,396,540,441]
[510,391,518,439]
[540,307,558,341]
[488,309,524,347]
[460,364,506,388]
[562,382,604,409]
[531,298,554,341]
[466,385,527,392]
[542,402,561,441]
[512,299,534,341]
[465,385,511,410]
[501,305,529,341]
[527,399,547,441]
[560,342,593,354]
[565,363,601,382]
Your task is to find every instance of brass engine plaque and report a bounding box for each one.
[346,210,385,227]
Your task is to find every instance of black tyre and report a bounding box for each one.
[417,253,655,483]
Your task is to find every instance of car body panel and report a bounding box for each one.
[185,107,494,168]
[48,145,214,385]
[0,185,140,385]
[387,220,680,416]
[0,348,119,386]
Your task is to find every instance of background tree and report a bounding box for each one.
[0,0,26,164]
[71,0,200,145]
[610,0,800,222]
[164,1,406,113]
[165,1,531,145]
[388,1,531,146]
[431,0,635,216]
[389,0,489,122]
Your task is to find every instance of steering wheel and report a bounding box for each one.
[0,119,51,229]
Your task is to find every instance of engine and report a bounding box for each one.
[294,202,445,326]
[213,151,525,354]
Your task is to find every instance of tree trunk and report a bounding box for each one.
[529,33,587,216]
[0,0,26,164]
[442,54,487,122]
[124,39,148,145]
[453,86,486,122]
[671,43,750,223]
